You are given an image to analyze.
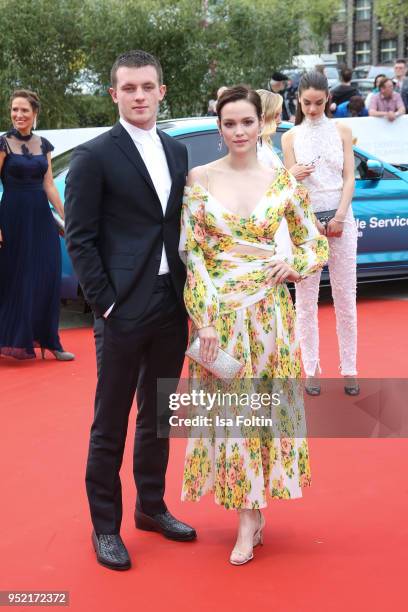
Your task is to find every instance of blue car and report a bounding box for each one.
[29,117,408,298]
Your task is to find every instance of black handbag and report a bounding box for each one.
[314,209,337,227]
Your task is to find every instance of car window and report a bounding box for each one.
[175,127,395,182]
[176,131,224,169]
[271,131,284,163]
[324,66,339,80]
[354,152,397,180]
[52,149,74,178]
[367,66,394,79]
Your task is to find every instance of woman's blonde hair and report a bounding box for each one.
[256,89,282,145]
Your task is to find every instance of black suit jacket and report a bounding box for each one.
[396,77,408,113]
[64,122,188,319]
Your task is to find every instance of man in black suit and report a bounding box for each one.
[65,50,196,571]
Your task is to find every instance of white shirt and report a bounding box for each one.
[119,117,172,274]
[103,118,172,317]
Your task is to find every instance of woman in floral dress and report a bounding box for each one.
[179,86,328,565]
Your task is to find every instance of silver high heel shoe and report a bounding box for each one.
[230,510,265,566]
[40,348,75,361]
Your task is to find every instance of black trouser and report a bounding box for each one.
[86,274,188,535]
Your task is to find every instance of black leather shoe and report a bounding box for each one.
[91,531,131,571]
[135,509,197,541]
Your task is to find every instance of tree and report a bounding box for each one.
[0,0,343,128]
[0,0,86,129]
[83,0,210,117]
[299,0,342,52]
[187,0,342,105]
[374,0,408,32]
[203,0,302,91]
[83,0,306,117]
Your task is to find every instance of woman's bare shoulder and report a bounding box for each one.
[334,120,352,139]
[187,160,226,187]
[187,165,209,187]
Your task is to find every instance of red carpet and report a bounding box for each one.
[1,299,408,611]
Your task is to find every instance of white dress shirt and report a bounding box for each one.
[103,117,172,318]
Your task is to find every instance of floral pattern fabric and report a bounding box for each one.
[179,167,328,509]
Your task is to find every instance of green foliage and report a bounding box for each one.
[203,0,302,89]
[299,0,342,51]
[83,0,302,117]
[0,0,341,127]
[374,0,408,33]
[83,0,211,117]
[0,0,86,129]
[66,95,117,128]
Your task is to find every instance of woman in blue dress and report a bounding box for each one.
[0,89,74,361]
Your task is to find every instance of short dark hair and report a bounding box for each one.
[10,89,40,115]
[110,50,163,87]
[340,67,352,83]
[374,73,386,88]
[217,85,262,121]
[348,95,365,117]
[295,71,331,125]
[395,58,406,65]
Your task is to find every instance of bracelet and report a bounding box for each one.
[333,217,345,223]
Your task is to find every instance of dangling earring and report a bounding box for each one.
[258,134,263,147]
[33,116,37,131]
[218,135,224,152]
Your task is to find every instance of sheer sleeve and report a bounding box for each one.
[40,137,54,155]
[0,135,9,154]
[179,185,219,328]
[284,182,329,277]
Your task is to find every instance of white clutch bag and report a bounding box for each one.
[185,337,243,379]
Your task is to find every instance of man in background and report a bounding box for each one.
[393,58,408,112]
[269,72,296,122]
[369,77,406,121]
[330,67,361,111]
[334,95,368,118]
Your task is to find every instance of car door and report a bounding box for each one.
[274,126,408,280]
[352,150,408,277]
[174,129,223,169]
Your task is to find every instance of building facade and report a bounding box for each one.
[330,0,406,66]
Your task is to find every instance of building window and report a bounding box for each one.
[355,42,371,65]
[336,0,346,21]
[355,0,371,21]
[380,39,397,63]
[331,43,346,63]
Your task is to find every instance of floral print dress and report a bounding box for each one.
[179,167,328,509]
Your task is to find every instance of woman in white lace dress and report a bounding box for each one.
[282,71,359,395]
